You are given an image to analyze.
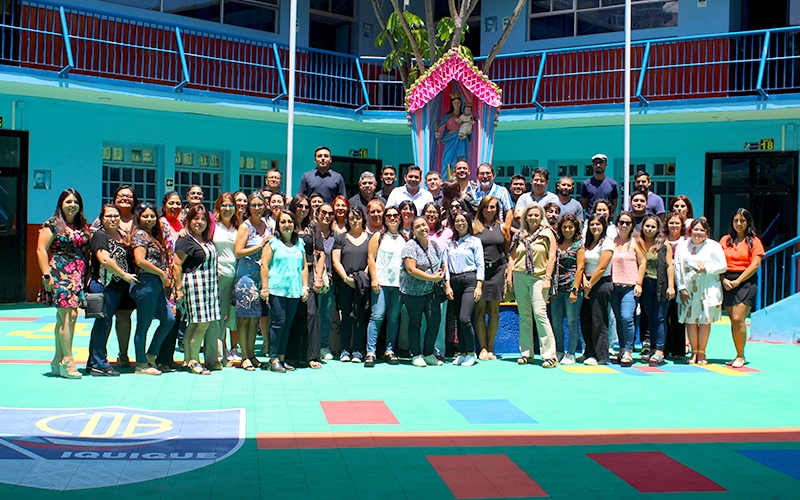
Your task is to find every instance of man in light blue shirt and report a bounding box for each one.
[474,162,513,222]
[555,176,584,222]
[515,167,559,210]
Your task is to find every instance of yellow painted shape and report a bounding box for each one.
[37,323,57,332]
[699,363,750,376]
[558,365,619,374]
[6,330,37,336]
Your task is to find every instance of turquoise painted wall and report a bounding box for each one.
[0,95,412,223]
[492,118,800,226]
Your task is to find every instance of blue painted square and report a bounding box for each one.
[657,365,711,374]
[610,366,651,376]
[738,450,800,480]
[447,399,537,424]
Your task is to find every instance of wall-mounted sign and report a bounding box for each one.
[166,178,174,188]
[744,139,775,151]
[349,148,368,158]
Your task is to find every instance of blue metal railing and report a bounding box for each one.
[756,235,800,310]
[2,1,800,111]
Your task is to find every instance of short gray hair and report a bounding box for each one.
[359,171,377,183]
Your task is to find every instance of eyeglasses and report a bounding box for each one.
[116,195,133,200]
[385,213,400,219]
[297,204,310,209]
[250,203,265,209]
[220,204,235,209]
[618,220,633,226]
[319,210,333,217]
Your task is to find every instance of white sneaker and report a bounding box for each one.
[321,348,333,361]
[412,355,427,367]
[561,353,576,365]
[583,357,598,366]
[461,354,476,367]
[228,348,242,361]
[452,355,465,366]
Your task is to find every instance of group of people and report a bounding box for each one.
[36,149,763,378]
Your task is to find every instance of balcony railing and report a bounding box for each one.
[2,1,800,112]
[756,235,800,311]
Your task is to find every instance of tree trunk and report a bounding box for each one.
[389,0,427,75]
[482,0,527,74]
[448,0,479,50]
[424,0,437,64]
[369,0,408,85]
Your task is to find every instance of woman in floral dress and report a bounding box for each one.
[36,188,91,379]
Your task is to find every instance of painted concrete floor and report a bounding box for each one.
[0,304,798,499]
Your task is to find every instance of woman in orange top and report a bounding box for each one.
[720,209,764,368]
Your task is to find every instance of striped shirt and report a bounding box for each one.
[474,183,513,221]
[443,234,485,281]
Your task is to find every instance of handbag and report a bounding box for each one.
[85,292,106,319]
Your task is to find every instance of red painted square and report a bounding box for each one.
[320,401,399,425]
[588,451,726,493]
[725,366,760,373]
[427,454,548,498]
[634,366,667,373]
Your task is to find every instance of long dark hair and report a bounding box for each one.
[381,205,406,239]
[184,205,212,243]
[160,190,181,218]
[245,191,266,220]
[584,213,608,249]
[556,213,582,244]
[52,188,88,232]
[289,193,312,230]
[450,210,474,242]
[670,195,694,219]
[421,201,442,233]
[275,210,299,245]
[614,210,638,239]
[637,214,666,253]
[131,203,167,251]
[726,208,758,251]
[97,204,120,230]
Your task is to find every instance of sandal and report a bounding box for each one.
[188,360,211,375]
[695,350,708,365]
[648,352,665,367]
[726,357,746,368]
[487,352,497,360]
[249,356,262,369]
[620,352,633,367]
[517,356,530,365]
[309,360,323,369]
[241,358,255,371]
[364,354,376,368]
[384,352,399,365]
[479,349,490,361]
[542,358,557,369]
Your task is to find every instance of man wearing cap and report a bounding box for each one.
[581,153,619,213]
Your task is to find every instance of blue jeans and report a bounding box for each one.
[610,284,637,353]
[268,294,300,357]
[640,278,670,350]
[130,273,175,365]
[550,290,583,355]
[87,280,124,369]
[317,291,334,349]
[367,286,401,354]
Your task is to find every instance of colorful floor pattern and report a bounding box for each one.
[0,304,798,499]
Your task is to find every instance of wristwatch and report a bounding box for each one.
[43,274,51,281]
[570,287,578,293]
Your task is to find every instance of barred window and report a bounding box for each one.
[102,145,158,206]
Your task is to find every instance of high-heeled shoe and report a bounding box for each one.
[59,361,82,379]
[50,361,60,376]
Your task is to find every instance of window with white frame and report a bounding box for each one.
[102,144,158,206]
[528,0,678,41]
[239,152,284,194]
[620,158,676,205]
[174,148,225,210]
